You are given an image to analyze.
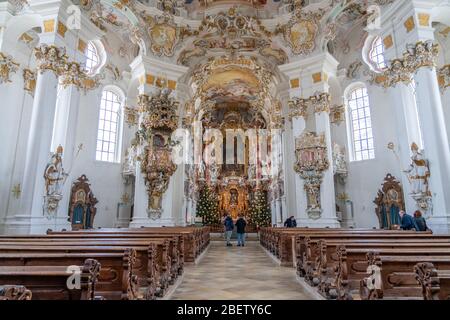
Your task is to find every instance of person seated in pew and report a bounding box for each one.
[414,210,431,232]
[398,210,419,231]
[284,216,297,228]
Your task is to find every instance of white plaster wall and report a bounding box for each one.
[67,85,132,228]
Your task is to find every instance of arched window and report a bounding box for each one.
[96,88,124,162]
[369,37,387,71]
[85,42,99,74]
[346,85,375,161]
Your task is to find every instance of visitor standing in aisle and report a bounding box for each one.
[224,213,234,246]
[235,214,247,247]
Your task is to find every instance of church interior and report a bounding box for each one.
[1,0,450,301]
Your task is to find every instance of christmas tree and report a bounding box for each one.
[249,189,272,227]
[196,185,220,225]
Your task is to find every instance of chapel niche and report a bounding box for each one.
[68,175,98,230]
[373,174,405,229]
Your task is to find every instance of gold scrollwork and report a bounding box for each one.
[0,52,20,84]
[371,41,440,88]
[438,65,450,93]
[23,69,36,95]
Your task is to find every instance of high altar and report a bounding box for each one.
[218,174,248,219]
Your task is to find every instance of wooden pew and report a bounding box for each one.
[0,235,183,288]
[0,250,142,300]
[292,231,441,268]
[359,253,450,300]
[45,226,209,263]
[0,285,32,300]
[0,258,100,300]
[414,262,450,300]
[260,227,434,266]
[0,244,146,300]
[297,238,450,282]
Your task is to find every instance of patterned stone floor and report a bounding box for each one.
[168,241,316,300]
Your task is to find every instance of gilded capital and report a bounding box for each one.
[59,61,103,93]
[371,41,439,88]
[288,97,308,120]
[34,44,68,75]
[311,92,331,114]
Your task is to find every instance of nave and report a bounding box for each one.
[168,241,315,300]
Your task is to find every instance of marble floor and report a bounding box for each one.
[168,241,317,300]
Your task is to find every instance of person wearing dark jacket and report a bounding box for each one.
[414,210,430,232]
[399,210,419,231]
[284,216,297,228]
[224,214,234,247]
[235,214,247,247]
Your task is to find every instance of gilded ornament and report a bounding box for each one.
[138,88,179,131]
[371,41,439,88]
[276,8,323,55]
[0,52,19,84]
[330,105,345,125]
[438,65,450,93]
[294,131,329,219]
[34,44,68,75]
[124,106,139,127]
[141,13,191,57]
[23,69,36,95]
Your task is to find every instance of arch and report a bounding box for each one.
[362,34,386,73]
[85,40,107,75]
[1,14,43,54]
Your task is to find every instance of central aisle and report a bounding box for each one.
[169,241,316,300]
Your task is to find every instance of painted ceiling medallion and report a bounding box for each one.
[142,13,191,57]
[277,9,324,55]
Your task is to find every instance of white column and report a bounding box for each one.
[50,84,81,231]
[0,66,27,233]
[388,83,417,214]
[414,67,450,233]
[4,69,59,234]
[314,111,340,227]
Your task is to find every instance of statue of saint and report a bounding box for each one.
[44,145,68,196]
[404,143,430,195]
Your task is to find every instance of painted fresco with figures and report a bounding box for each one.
[1,0,450,302]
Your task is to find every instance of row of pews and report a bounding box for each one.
[260,227,450,300]
[0,226,210,300]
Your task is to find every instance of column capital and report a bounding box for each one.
[370,40,440,88]
[288,92,331,120]
[130,55,189,94]
[279,52,338,97]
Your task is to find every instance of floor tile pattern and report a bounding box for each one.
[169,241,316,300]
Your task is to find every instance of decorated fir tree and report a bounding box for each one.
[249,189,271,227]
[196,185,220,225]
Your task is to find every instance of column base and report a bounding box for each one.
[427,216,450,235]
[1,215,71,235]
[129,216,177,228]
[340,219,356,228]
